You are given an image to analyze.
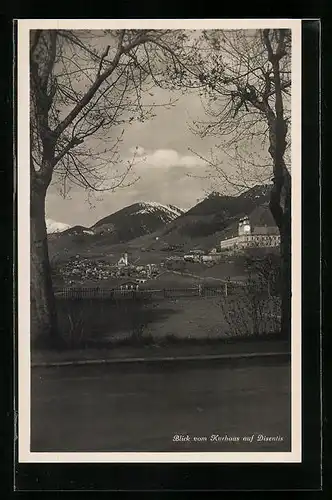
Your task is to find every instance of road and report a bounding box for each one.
[31,358,291,452]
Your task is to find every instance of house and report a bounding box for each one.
[184,252,202,263]
[220,217,280,253]
[119,280,139,291]
[202,254,223,263]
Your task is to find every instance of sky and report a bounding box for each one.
[43,28,285,230]
[46,88,221,228]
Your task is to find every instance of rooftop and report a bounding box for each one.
[251,226,280,235]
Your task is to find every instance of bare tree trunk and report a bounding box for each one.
[262,29,291,342]
[269,159,291,342]
[281,171,291,341]
[30,183,60,348]
[280,211,291,341]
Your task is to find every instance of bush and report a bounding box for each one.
[55,296,155,349]
[218,287,281,337]
[237,251,281,296]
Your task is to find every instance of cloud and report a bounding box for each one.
[129,147,207,169]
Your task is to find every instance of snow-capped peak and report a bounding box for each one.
[136,202,184,219]
[46,218,71,234]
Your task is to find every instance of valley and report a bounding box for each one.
[48,184,276,288]
[43,186,283,349]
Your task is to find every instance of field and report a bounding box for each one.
[45,240,281,349]
[50,289,281,349]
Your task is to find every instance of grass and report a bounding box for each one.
[31,290,281,353]
[31,291,286,366]
[42,247,282,356]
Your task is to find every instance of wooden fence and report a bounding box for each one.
[53,283,247,300]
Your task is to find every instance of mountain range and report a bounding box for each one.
[46,218,71,233]
[54,202,184,239]
[48,184,275,257]
[128,184,274,252]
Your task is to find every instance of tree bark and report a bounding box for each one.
[262,29,291,341]
[30,181,60,348]
[279,205,291,341]
[269,156,291,342]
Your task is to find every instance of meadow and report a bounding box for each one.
[51,288,281,349]
[45,240,281,350]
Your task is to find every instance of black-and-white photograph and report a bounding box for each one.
[18,19,302,461]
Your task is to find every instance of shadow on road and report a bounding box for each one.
[31,359,291,453]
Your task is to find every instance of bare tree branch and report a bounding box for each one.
[53,31,154,139]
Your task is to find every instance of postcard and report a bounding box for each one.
[17,18,302,466]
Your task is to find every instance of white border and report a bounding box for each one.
[17,18,302,464]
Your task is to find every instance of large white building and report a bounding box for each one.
[220,216,280,252]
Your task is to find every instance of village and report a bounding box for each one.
[54,250,204,288]
[53,216,280,290]
[55,252,159,288]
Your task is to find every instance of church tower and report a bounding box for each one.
[118,252,129,267]
[238,216,251,236]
